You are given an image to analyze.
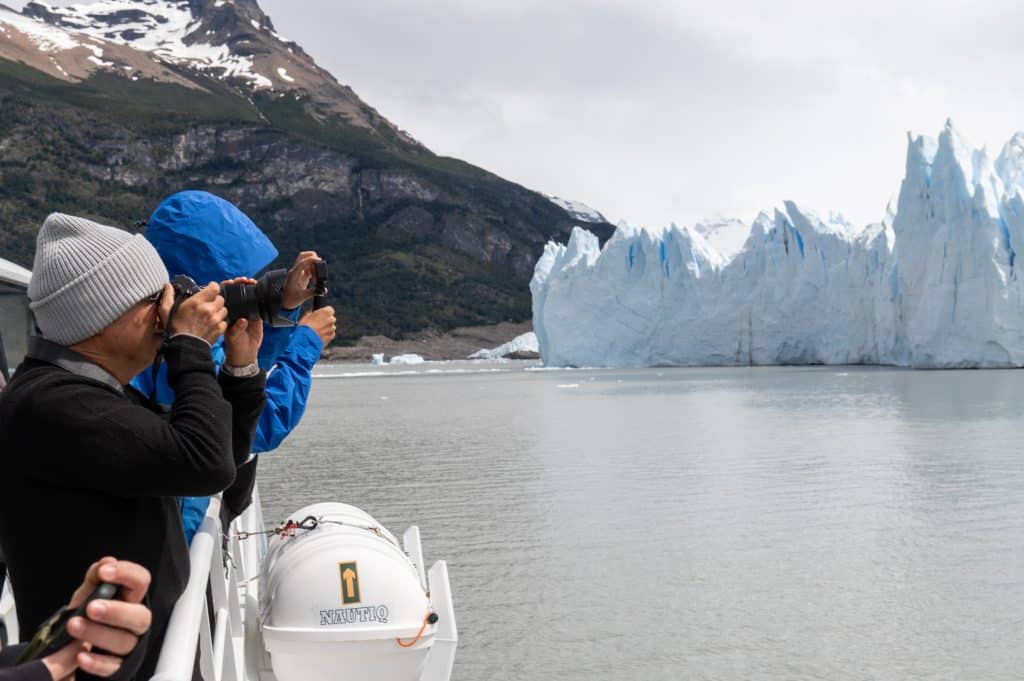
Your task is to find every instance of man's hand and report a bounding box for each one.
[220,277,264,367]
[161,282,227,345]
[42,557,152,680]
[299,306,337,347]
[281,251,322,310]
[224,318,264,367]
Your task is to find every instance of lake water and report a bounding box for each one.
[258,362,1024,681]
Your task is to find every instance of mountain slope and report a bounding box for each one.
[19,0,416,141]
[0,0,614,340]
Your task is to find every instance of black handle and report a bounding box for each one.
[18,582,120,663]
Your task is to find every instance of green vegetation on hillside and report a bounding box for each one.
[0,57,611,341]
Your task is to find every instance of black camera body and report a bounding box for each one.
[312,260,328,310]
[170,261,328,328]
[170,274,203,300]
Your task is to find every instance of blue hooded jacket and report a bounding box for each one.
[131,191,323,542]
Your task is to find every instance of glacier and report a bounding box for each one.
[531,121,1024,368]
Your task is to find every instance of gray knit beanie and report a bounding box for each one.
[28,213,169,345]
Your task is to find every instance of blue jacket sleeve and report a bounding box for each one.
[257,307,303,371]
[252,325,322,454]
[180,496,211,545]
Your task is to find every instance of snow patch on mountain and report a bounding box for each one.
[24,0,274,88]
[0,5,79,51]
[532,121,1024,369]
[692,217,751,263]
[546,195,607,224]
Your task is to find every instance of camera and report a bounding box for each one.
[17,582,120,663]
[170,261,328,328]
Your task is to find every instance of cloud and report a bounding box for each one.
[10,0,1024,230]
[258,0,1024,229]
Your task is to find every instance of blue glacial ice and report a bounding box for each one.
[531,121,1024,368]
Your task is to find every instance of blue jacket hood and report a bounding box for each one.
[146,190,278,283]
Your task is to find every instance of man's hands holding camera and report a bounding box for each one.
[158,279,263,364]
[42,558,151,680]
[286,251,336,347]
[156,249,330,357]
[159,281,228,346]
[282,251,323,310]
[222,277,264,366]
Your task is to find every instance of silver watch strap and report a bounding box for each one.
[221,362,259,378]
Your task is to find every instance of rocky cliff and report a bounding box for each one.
[0,0,614,339]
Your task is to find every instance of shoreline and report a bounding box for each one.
[322,321,537,362]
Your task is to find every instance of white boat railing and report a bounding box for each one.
[0,564,18,645]
[2,482,456,681]
[151,484,272,681]
[151,494,243,681]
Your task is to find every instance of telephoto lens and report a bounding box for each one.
[222,268,290,326]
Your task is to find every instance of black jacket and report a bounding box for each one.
[0,644,47,681]
[0,335,265,681]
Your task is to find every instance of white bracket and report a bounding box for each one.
[420,560,457,681]
[403,525,428,591]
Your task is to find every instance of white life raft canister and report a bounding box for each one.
[259,502,438,681]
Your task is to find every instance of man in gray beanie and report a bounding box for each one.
[0,213,267,681]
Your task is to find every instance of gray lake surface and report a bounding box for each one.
[258,362,1024,681]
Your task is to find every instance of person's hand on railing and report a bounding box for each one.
[42,557,152,680]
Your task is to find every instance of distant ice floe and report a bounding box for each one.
[469,332,538,360]
[387,353,425,366]
[532,121,1024,369]
[313,367,511,380]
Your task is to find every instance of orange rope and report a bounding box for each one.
[396,612,433,648]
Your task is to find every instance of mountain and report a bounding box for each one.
[532,121,1024,369]
[691,217,753,263]
[0,0,615,340]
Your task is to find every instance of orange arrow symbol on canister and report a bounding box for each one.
[343,568,357,599]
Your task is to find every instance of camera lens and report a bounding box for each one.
[221,269,289,326]
[254,269,287,326]
[222,281,259,324]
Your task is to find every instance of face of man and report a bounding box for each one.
[96,292,164,374]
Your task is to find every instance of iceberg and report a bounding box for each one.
[389,353,425,365]
[468,332,539,360]
[531,121,1024,368]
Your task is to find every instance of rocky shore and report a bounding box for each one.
[321,321,537,362]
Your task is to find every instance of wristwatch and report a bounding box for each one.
[222,362,260,378]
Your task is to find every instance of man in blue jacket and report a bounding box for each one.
[132,191,337,541]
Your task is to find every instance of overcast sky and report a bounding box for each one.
[13,0,1024,229]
